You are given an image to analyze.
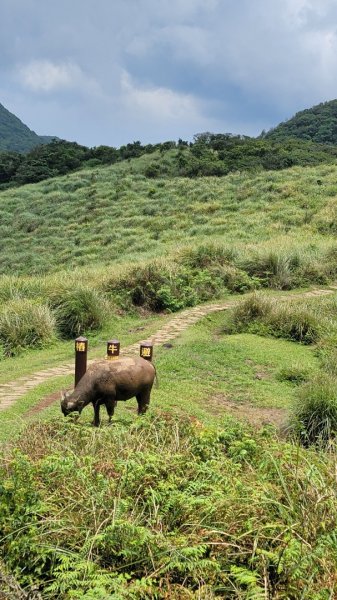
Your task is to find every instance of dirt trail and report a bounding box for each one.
[1,285,336,416]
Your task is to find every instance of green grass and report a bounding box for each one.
[1,293,336,598]
[0,310,320,444]
[4,414,337,599]
[1,155,337,364]
[0,160,337,276]
[2,148,337,597]
[0,311,171,384]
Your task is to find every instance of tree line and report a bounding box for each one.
[1,134,337,188]
[0,139,181,187]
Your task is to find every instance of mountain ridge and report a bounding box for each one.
[263,99,337,145]
[0,103,57,153]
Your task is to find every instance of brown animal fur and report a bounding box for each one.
[61,356,156,426]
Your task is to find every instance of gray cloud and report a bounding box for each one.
[1,0,337,146]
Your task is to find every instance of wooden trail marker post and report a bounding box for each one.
[107,339,120,360]
[140,342,153,361]
[74,336,88,387]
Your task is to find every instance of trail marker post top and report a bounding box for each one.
[140,343,153,361]
[107,339,120,360]
[75,336,88,387]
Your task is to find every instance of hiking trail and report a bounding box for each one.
[0,286,335,415]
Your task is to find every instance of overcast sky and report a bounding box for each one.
[1,0,337,147]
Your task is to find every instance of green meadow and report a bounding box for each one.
[0,157,337,275]
[2,156,337,597]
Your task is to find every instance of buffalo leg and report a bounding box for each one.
[93,401,101,427]
[136,389,151,415]
[105,399,117,423]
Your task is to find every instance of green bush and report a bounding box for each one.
[237,246,333,289]
[276,364,311,384]
[0,299,56,356]
[49,286,109,338]
[109,261,222,312]
[228,293,273,332]
[210,263,255,293]
[239,250,300,289]
[227,296,321,344]
[292,374,337,445]
[2,416,337,597]
[267,304,321,344]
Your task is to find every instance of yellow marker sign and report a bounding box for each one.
[141,347,152,358]
[108,344,119,353]
[75,342,86,352]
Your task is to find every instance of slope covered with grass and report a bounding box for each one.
[1,159,337,275]
[1,307,336,598]
[1,157,337,358]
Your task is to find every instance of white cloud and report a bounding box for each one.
[120,70,202,120]
[18,60,80,91]
[17,59,103,97]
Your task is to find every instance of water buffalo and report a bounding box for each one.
[61,356,156,426]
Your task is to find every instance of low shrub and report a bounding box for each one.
[238,247,330,289]
[49,286,109,338]
[0,299,56,356]
[239,250,299,289]
[208,263,255,293]
[227,293,273,332]
[226,296,322,344]
[276,364,311,384]
[2,416,337,597]
[109,260,224,312]
[267,304,321,344]
[292,374,337,445]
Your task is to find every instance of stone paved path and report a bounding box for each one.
[1,285,337,415]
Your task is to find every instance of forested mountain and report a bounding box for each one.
[3,99,337,188]
[263,99,337,144]
[0,103,56,153]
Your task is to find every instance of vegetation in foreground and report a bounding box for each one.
[2,114,337,597]
[1,413,337,599]
[1,295,337,598]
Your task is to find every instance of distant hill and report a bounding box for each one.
[263,99,337,145]
[0,103,57,153]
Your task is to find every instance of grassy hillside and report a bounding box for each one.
[0,156,337,358]
[264,99,337,145]
[3,154,337,597]
[1,157,337,275]
[0,102,55,153]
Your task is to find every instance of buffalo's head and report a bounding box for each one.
[61,391,80,417]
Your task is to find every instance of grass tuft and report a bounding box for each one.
[0,299,56,356]
[49,286,109,338]
[292,374,337,445]
[227,295,322,344]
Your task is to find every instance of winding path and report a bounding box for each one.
[0,286,336,415]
